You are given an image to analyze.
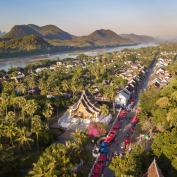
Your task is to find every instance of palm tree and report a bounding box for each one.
[5,111,16,126]
[15,127,33,151]
[70,81,77,96]
[103,86,116,113]
[29,144,74,177]
[14,97,27,121]
[61,80,69,92]
[39,79,48,95]
[54,97,60,118]
[71,129,87,147]
[24,100,38,116]
[100,104,109,116]
[0,124,5,144]
[4,125,17,146]
[43,102,53,128]
[0,93,10,116]
[25,74,36,90]
[31,115,42,151]
[16,82,26,95]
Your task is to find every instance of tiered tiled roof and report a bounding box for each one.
[146,159,164,177]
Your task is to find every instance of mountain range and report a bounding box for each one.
[0,24,155,58]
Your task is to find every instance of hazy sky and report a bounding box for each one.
[0,0,177,37]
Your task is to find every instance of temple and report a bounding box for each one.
[144,159,164,177]
[58,91,112,130]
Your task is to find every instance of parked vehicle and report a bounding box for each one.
[91,154,107,177]
[118,109,127,119]
[130,116,139,125]
[110,122,121,134]
[104,133,116,144]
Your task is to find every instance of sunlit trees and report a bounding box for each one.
[43,102,54,127]
[15,82,26,95]
[31,115,42,151]
[152,128,177,177]
[100,104,109,116]
[15,128,33,151]
[29,130,88,177]
[29,144,74,177]
[109,146,142,177]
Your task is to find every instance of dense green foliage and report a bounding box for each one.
[0,45,166,176]
[138,58,177,176]
[109,145,153,177]
[28,130,92,177]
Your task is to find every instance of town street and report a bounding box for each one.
[102,110,135,177]
[102,60,156,177]
[89,58,157,177]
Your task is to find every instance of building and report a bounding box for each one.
[115,89,130,106]
[143,159,164,177]
[58,91,112,130]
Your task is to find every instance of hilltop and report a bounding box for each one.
[2,24,75,40]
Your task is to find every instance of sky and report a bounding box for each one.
[0,0,177,37]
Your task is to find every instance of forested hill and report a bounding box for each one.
[2,24,75,40]
[0,24,155,58]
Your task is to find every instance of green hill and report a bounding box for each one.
[0,24,155,58]
[0,35,52,58]
[49,29,135,47]
[120,33,155,43]
[2,24,75,40]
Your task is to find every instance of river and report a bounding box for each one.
[0,43,157,71]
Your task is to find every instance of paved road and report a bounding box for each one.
[102,111,135,177]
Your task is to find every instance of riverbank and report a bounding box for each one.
[0,43,157,71]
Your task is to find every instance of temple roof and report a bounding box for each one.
[70,91,100,118]
[146,159,164,177]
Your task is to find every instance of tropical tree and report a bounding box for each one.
[23,100,38,118]
[0,93,10,116]
[167,108,177,127]
[31,115,42,151]
[14,96,27,121]
[43,102,53,127]
[15,127,33,151]
[29,144,75,177]
[4,111,16,126]
[152,128,177,176]
[15,82,26,95]
[109,146,142,177]
[100,104,109,116]
[3,125,17,146]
